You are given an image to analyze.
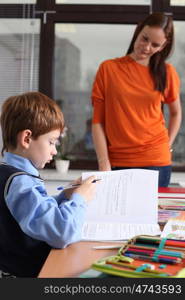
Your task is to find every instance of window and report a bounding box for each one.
[1,0,185,169]
[170,0,185,5]
[56,0,150,4]
[54,23,134,164]
[0,18,40,154]
[167,21,185,165]
[0,0,36,3]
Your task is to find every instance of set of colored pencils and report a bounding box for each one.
[122,235,185,264]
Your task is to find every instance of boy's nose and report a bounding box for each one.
[52,147,57,156]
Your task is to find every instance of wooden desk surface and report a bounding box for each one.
[38,241,123,278]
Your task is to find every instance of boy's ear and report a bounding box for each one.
[17,130,32,149]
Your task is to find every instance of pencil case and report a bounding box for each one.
[92,235,185,278]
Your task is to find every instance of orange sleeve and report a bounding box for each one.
[164,64,180,103]
[91,63,105,124]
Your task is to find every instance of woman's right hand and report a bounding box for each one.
[74,175,97,203]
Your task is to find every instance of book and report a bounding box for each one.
[158,187,185,208]
[158,187,185,198]
[158,209,182,225]
[81,169,161,241]
[159,187,185,194]
[159,204,185,211]
[158,198,185,210]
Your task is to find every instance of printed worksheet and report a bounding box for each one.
[161,211,185,240]
[81,169,161,241]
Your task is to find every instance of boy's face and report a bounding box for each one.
[27,129,60,169]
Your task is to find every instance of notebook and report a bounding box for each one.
[81,169,161,241]
[158,187,185,199]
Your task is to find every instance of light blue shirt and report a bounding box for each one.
[3,152,87,248]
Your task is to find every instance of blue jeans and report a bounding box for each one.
[111,165,172,187]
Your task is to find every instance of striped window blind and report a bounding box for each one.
[0,17,40,157]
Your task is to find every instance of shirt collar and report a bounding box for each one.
[3,152,39,177]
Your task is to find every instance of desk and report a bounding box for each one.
[38,241,123,278]
[38,184,185,278]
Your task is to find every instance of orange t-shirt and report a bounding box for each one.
[92,55,180,167]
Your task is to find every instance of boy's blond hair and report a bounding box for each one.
[0,92,64,155]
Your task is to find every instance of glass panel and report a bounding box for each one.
[0,18,40,156]
[0,0,36,3]
[54,23,134,162]
[56,0,150,4]
[170,0,185,5]
[167,21,185,165]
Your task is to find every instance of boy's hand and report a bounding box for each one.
[63,177,82,199]
[74,175,97,203]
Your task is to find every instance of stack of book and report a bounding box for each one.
[158,187,185,225]
[158,187,185,209]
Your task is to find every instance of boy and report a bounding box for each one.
[0,92,95,277]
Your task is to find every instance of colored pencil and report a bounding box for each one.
[125,249,182,261]
[136,236,185,248]
[127,246,183,258]
[124,253,181,264]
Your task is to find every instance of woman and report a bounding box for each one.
[91,12,182,187]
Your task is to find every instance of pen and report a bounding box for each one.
[57,179,101,191]
[92,245,122,250]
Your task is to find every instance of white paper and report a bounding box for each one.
[81,169,161,241]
